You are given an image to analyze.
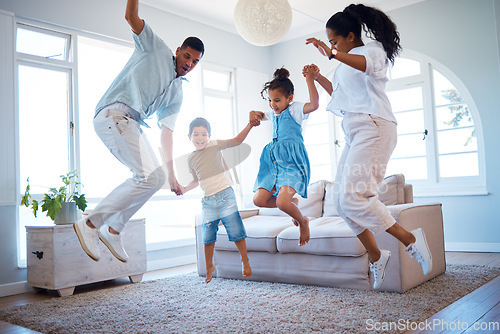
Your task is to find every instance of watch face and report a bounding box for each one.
[329,49,337,59]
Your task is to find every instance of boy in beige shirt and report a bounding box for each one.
[180,117,257,283]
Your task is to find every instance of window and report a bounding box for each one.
[16,23,75,265]
[385,52,485,196]
[303,93,337,183]
[310,52,485,197]
[16,24,70,60]
[306,69,345,183]
[201,66,237,139]
[77,36,134,199]
[433,71,478,178]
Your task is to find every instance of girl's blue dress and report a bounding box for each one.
[253,103,311,198]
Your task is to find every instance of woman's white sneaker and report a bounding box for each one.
[73,219,100,261]
[99,225,129,262]
[406,228,433,275]
[369,250,391,290]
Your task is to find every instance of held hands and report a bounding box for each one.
[178,185,187,195]
[168,173,183,196]
[305,38,334,58]
[249,110,265,127]
[302,64,320,80]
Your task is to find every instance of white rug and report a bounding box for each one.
[0,264,498,334]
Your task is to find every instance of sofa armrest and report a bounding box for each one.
[386,202,441,222]
[195,215,206,276]
[403,184,413,203]
[376,202,446,292]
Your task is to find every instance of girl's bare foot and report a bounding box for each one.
[298,217,310,246]
[205,264,215,284]
[291,198,299,226]
[242,259,252,278]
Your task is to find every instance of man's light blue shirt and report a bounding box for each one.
[95,22,185,130]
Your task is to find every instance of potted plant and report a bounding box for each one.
[21,170,88,225]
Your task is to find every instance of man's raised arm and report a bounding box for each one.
[125,0,145,35]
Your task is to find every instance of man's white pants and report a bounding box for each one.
[333,112,398,236]
[87,108,166,233]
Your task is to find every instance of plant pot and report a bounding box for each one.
[54,202,78,225]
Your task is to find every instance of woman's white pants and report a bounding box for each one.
[333,112,398,236]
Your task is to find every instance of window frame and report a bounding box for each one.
[16,22,71,61]
[15,19,79,267]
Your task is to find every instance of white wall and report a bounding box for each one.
[0,10,15,206]
[269,0,500,251]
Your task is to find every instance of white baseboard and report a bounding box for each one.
[0,281,33,298]
[147,254,196,272]
[445,242,500,252]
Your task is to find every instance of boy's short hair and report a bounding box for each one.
[181,37,205,56]
[189,117,211,136]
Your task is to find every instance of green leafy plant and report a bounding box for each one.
[20,170,87,221]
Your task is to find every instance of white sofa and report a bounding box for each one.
[195,174,446,293]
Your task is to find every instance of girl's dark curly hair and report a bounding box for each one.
[326,4,401,63]
[261,67,294,100]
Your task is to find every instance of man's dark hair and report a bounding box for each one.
[189,117,211,136]
[181,37,205,56]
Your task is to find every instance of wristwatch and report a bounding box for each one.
[329,49,338,60]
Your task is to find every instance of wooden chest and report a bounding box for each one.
[26,219,147,296]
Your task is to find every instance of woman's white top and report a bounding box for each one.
[326,41,397,124]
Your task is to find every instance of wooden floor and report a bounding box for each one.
[1,252,499,334]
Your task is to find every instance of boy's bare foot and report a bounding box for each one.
[298,217,310,246]
[291,198,299,226]
[205,264,215,284]
[242,260,252,278]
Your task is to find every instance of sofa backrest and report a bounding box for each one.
[258,174,412,218]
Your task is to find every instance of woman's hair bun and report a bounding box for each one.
[273,67,290,80]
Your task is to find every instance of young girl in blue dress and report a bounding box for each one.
[250,67,319,246]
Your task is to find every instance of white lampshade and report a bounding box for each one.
[234,0,293,47]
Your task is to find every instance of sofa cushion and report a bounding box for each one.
[215,215,293,253]
[276,217,366,257]
[378,174,405,205]
[258,180,325,218]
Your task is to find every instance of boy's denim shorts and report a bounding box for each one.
[201,187,247,245]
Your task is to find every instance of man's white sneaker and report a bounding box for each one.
[406,228,433,275]
[73,218,100,261]
[99,225,129,262]
[369,250,391,290]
